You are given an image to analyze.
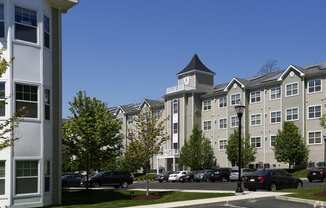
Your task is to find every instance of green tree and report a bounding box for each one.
[179,127,215,170]
[63,91,123,188]
[121,109,167,196]
[274,122,309,169]
[226,130,256,167]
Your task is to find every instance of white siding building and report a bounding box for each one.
[0,0,77,207]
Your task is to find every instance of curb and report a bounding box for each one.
[276,195,326,207]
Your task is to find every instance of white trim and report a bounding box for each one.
[270,110,282,124]
[307,79,322,94]
[218,118,228,129]
[229,93,241,106]
[307,104,322,120]
[270,85,282,101]
[277,65,305,81]
[285,107,300,121]
[250,90,262,104]
[202,99,212,111]
[218,95,227,108]
[218,139,228,151]
[230,115,238,128]
[177,69,215,77]
[307,130,323,145]
[250,113,263,126]
[285,82,299,97]
[270,135,277,148]
[250,136,262,149]
[202,120,212,131]
[223,78,245,92]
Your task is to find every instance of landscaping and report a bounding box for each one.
[291,169,308,178]
[56,190,233,208]
[283,185,326,202]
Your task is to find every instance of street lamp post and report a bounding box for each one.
[235,105,245,193]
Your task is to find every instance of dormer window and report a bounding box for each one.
[15,6,37,43]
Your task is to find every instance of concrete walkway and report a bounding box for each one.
[125,189,290,208]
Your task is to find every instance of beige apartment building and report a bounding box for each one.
[113,54,326,172]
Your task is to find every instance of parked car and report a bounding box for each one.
[218,168,232,181]
[84,171,133,188]
[244,169,302,191]
[62,173,82,187]
[193,170,215,182]
[179,172,194,182]
[168,171,188,182]
[230,168,256,181]
[307,167,326,182]
[156,171,173,183]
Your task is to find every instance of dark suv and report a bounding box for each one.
[86,171,133,188]
[307,167,326,182]
[244,169,302,191]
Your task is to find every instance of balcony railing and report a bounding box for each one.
[166,84,195,94]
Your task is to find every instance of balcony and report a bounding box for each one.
[158,149,180,158]
[166,84,195,94]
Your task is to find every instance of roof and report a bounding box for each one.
[143,98,164,109]
[48,0,78,12]
[108,106,118,115]
[119,103,141,115]
[177,54,215,75]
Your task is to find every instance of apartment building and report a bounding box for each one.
[117,54,326,172]
[0,0,77,207]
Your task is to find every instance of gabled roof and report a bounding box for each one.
[223,77,246,92]
[277,64,305,81]
[108,106,118,115]
[118,103,141,115]
[177,54,215,75]
[142,98,164,110]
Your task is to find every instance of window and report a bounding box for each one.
[286,108,299,121]
[286,83,298,96]
[308,131,322,145]
[219,96,227,107]
[270,136,276,147]
[203,99,211,111]
[0,82,5,116]
[16,84,38,118]
[173,100,178,114]
[270,86,281,100]
[250,114,262,126]
[250,91,261,103]
[203,121,212,131]
[44,89,50,120]
[16,160,38,194]
[173,123,178,134]
[44,16,50,48]
[0,4,4,38]
[308,105,321,119]
[0,161,4,195]
[231,116,239,128]
[219,140,227,150]
[308,79,321,93]
[44,160,50,192]
[230,94,241,106]
[219,118,227,129]
[271,111,281,123]
[15,6,37,43]
[251,137,261,148]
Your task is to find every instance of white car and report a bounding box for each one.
[168,171,187,182]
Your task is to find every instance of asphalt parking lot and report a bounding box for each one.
[129,180,326,191]
[183,197,313,208]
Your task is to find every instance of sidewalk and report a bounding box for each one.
[126,189,290,208]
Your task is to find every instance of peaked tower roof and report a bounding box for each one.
[177,54,215,75]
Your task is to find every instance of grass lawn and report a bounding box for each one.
[292,169,308,178]
[282,185,326,201]
[54,190,233,208]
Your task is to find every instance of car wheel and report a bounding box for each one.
[121,182,128,189]
[270,183,277,192]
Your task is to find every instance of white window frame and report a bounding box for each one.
[14,6,38,44]
[15,82,40,120]
[219,96,227,108]
[230,93,241,106]
[250,113,262,126]
[230,115,239,128]
[250,91,261,103]
[219,118,227,129]
[250,137,262,148]
[0,161,4,195]
[308,105,322,120]
[286,107,299,121]
[270,86,281,100]
[285,82,299,97]
[219,139,227,150]
[202,99,212,111]
[270,135,277,147]
[308,79,322,94]
[307,131,322,145]
[172,99,178,114]
[0,82,5,117]
[270,111,281,124]
[203,120,212,131]
[173,123,178,134]
[15,160,39,196]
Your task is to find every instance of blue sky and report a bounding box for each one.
[62,0,326,116]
